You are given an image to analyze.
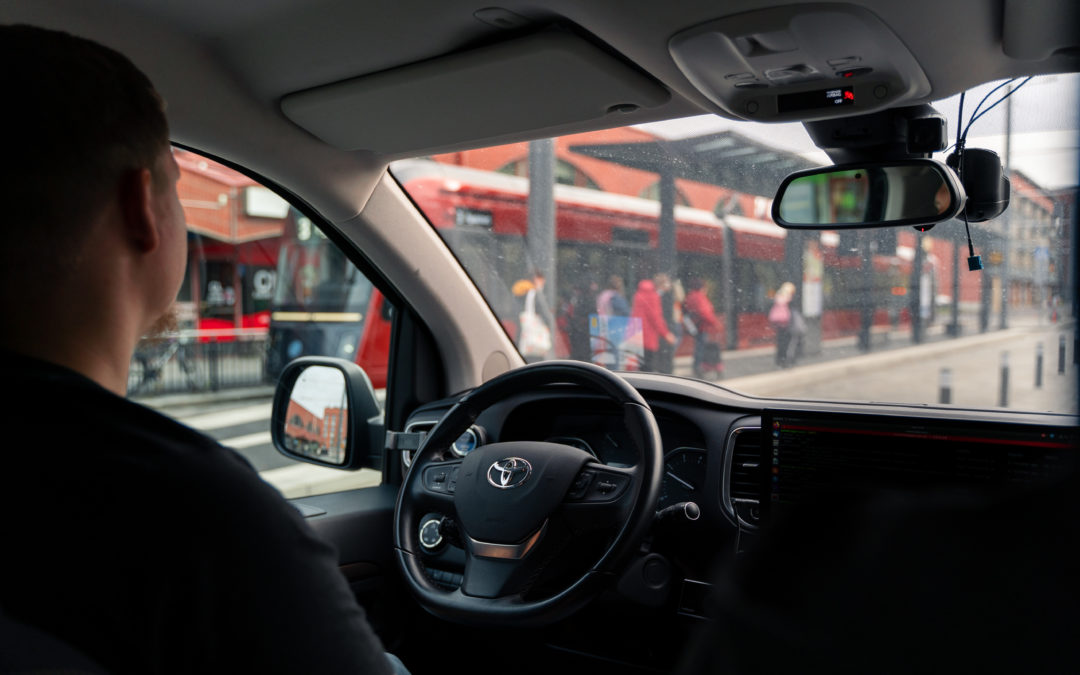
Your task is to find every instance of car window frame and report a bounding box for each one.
[172,143,430,483]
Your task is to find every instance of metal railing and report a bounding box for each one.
[127,329,270,397]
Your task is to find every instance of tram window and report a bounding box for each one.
[127,149,393,498]
[734,258,783,314]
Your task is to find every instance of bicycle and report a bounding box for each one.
[128,335,203,396]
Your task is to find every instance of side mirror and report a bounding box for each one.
[271,357,384,470]
[772,159,965,230]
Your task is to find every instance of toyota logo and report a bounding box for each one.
[487,457,532,489]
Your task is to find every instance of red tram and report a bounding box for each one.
[394,160,916,348]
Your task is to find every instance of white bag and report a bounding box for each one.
[518,289,551,357]
[682,313,698,337]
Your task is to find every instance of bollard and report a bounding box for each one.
[999,351,1009,408]
[939,367,952,404]
[1060,334,1067,374]
[1035,342,1044,389]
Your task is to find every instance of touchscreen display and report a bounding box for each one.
[761,410,1077,521]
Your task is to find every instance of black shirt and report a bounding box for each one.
[1,351,393,674]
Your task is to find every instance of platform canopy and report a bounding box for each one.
[569,129,819,199]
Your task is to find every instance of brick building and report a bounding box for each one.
[174,149,287,335]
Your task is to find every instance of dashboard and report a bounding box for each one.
[399,375,1078,613]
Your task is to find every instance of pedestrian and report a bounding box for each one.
[517,269,554,361]
[510,276,535,343]
[769,281,798,367]
[558,282,591,362]
[631,278,675,373]
[683,279,724,380]
[654,273,679,374]
[596,275,630,317]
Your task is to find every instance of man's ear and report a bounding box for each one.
[118,167,160,253]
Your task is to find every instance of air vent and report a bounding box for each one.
[724,426,762,530]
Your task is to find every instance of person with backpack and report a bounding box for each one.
[683,279,724,380]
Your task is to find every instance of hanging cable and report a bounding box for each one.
[948,76,1029,271]
[961,79,1016,141]
[963,77,1032,140]
[955,91,966,155]
[949,91,982,270]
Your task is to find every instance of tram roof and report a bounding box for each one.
[568,130,818,198]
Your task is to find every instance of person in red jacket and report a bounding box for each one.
[631,278,675,373]
[683,279,724,380]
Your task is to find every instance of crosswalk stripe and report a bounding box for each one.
[260,464,381,499]
[183,403,272,431]
[224,431,273,449]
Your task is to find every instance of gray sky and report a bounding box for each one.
[292,366,348,417]
[637,74,1079,190]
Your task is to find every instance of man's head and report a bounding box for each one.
[0,25,186,389]
[1,24,172,271]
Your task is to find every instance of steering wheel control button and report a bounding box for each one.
[584,472,629,501]
[419,516,445,551]
[486,457,532,489]
[567,470,595,499]
[423,462,461,494]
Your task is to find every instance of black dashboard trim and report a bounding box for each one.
[721,418,762,532]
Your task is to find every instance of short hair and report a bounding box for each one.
[0,25,169,262]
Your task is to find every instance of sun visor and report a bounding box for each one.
[281,30,670,154]
[1002,0,1080,60]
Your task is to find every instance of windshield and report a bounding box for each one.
[391,74,1078,415]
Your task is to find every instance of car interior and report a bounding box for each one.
[4,0,1079,673]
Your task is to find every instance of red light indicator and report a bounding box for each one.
[844,71,854,78]
[843,90,855,101]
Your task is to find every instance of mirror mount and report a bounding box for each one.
[271,356,384,471]
[804,104,948,164]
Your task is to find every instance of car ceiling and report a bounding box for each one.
[5,0,1078,222]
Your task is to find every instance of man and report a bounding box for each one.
[683,279,723,380]
[631,277,676,373]
[0,24,401,674]
[652,273,680,375]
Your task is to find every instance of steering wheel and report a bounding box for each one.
[393,360,663,626]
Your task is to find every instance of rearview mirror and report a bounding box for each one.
[772,159,965,230]
[271,357,384,470]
